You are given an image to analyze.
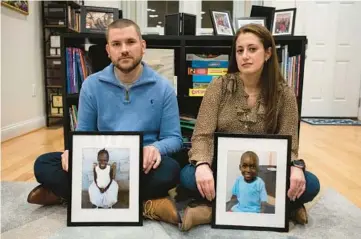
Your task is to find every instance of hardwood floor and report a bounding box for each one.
[1,123,361,208]
[1,127,63,181]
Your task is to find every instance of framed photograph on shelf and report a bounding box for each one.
[51,94,63,108]
[235,17,266,30]
[209,10,235,36]
[80,6,119,33]
[271,8,296,36]
[67,131,143,226]
[212,133,291,232]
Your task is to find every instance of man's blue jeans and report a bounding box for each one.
[180,164,320,209]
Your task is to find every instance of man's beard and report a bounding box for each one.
[113,56,142,74]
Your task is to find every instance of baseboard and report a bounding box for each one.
[1,116,46,142]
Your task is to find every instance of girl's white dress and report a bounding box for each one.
[88,165,119,208]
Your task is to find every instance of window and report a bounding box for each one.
[147,1,180,27]
[201,1,233,28]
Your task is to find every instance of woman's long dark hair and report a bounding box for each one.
[228,24,285,133]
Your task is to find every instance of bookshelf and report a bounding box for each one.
[41,1,83,127]
[60,34,307,150]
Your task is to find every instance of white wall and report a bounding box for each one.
[0,1,123,142]
[359,80,361,120]
[1,1,45,142]
[83,1,121,8]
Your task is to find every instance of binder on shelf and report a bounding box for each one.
[165,13,196,36]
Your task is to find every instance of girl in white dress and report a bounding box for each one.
[88,149,119,208]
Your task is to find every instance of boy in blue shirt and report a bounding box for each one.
[27,19,183,226]
[229,151,268,213]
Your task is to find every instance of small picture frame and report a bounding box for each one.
[235,17,266,30]
[80,6,119,33]
[271,8,297,36]
[67,131,143,226]
[212,133,291,232]
[51,94,63,108]
[1,1,29,15]
[209,10,235,36]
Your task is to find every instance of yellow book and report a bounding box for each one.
[188,67,227,75]
[207,68,227,75]
[189,88,206,96]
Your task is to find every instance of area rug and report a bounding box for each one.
[1,181,361,238]
[301,118,361,126]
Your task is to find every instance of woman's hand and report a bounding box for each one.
[288,166,306,201]
[61,150,69,172]
[195,164,215,201]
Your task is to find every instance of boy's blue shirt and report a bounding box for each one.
[76,62,183,155]
[231,175,268,213]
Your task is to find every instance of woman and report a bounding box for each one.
[178,24,320,231]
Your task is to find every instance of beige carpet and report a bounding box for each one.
[2,182,360,239]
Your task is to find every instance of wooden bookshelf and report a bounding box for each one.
[41,1,83,127]
[60,34,307,150]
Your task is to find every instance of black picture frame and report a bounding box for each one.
[209,9,235,36]
[271,8,297,36]
[211,133,291,232]
[235,17,266,30]
[67,131,143,226]
[250,5,276,31]
[80,6,119,33]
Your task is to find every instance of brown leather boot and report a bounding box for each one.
[143,197,180,225]
[27,185,63,206]
[290,205,308,225]
[180,204,212,231]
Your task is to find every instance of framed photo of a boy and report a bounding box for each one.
[67,131,143,226]
[212,133,291,232]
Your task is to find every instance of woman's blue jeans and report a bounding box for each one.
[180,164,320,209]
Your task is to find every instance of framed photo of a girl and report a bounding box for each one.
[67,131,143,226]
[212,133,291,232]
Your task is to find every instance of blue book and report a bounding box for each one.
[192,75,216,83]
[191,60,228,68]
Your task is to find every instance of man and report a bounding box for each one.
[27,19,183,226]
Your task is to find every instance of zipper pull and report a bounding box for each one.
[125,90,129,101]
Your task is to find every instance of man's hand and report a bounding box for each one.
[143,146,161,174]
[287,166,306,201]
[195,164,215,201]
[61,150,69,172]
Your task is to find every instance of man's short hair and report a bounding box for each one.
[105,19,142,42]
